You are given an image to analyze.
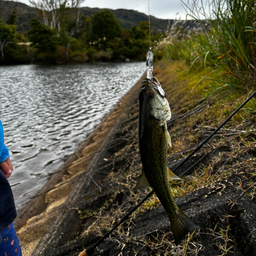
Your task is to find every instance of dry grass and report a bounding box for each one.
[78,60,256,255]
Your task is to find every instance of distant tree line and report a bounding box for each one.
[0,0,164,64]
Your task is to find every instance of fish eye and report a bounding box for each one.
[149,89,154,95]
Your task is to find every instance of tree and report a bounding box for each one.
[27,18,57,55]
[57,4,86,58]
[0,21,15,58]
[6,5,17,25]
[29,0,86,58]
[129,26,146,40]
[91,10,123,50]
[84,16,92,44]
[29,0,85,31]
[139,21,150,34]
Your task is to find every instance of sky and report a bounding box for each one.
[16,0,189,20]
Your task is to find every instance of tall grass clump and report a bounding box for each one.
[180,0,256,89]
[157,20,199,65]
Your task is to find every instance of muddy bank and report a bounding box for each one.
[16,61,256,256]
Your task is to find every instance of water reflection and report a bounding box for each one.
[0,62,144,213]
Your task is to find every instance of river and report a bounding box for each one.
[0,62,145,213]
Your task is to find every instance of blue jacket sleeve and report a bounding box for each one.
[0,121,10,163]
[0,121,16,234]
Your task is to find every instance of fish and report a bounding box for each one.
[137,79,199,244]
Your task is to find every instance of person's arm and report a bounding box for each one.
[0,121,13,178]
[0,121,3,158]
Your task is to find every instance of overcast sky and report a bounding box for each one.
[16,0,189,20]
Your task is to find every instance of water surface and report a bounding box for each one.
[0,62,144,213]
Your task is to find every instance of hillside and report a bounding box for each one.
[0,1,199,34]
[0,1,37,33]
[0,1,169,33]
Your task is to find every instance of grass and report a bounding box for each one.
[117,1,256,251]
[156,0,256,90]
[208,225,234,255]
[74,58,256,255]
[77,58,256,255]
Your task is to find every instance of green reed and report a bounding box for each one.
[162,0,256,89]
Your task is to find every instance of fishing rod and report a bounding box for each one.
[177,89,256,176]
[79,89,256,256]
[79,191,153,256]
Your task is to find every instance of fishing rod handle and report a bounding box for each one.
[78,250,88,256]
[78,246,94,256]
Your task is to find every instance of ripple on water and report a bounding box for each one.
[0,62,145,213]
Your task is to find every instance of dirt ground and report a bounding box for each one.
[15,61,256,256]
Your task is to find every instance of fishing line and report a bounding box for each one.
[148,0,151,47]
[80,89,256,256]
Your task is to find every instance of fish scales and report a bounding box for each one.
[141,116,178,209]
[138,79,199,244]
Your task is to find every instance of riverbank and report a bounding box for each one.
[1,62,145,213]
[16,60,256,255]
[15,67,146,255]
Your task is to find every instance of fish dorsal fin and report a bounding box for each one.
[167,167,181,181]
[167,130,172,148]
[135,171,150,191]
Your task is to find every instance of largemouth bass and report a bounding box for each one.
[138,78,199,244]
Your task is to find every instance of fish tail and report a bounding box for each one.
[170,209,200,244]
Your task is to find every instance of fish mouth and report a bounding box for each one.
[141,77,165,97]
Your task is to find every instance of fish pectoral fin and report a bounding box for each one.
[135,171,150,191]
[167,167,182,181]
[170,209,200,244]
[167,131,172,148]
[164,129,172,148]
